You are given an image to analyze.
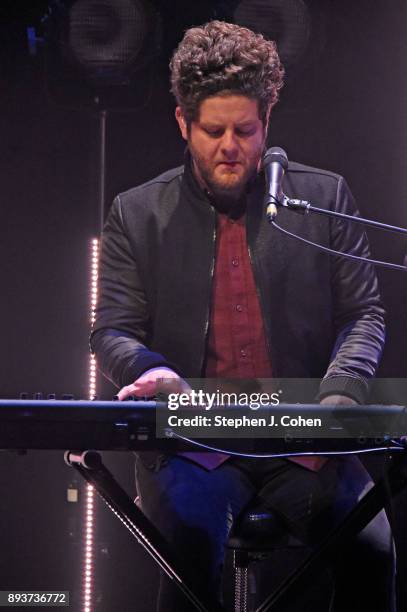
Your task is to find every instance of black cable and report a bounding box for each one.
[270,220,407,272]
[165,430,404,459]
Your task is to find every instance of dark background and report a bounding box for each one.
[0,1,406,610]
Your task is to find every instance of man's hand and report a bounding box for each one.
[117,367,192,400]
[320,394,358,406]
[289,395,357,471]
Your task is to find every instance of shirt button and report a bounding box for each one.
[232,258,239,267]
[236,304,243,312]
[240,349,247,357]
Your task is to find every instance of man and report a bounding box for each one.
[91,21,395,611]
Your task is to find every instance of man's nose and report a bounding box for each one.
[220,130,239,157]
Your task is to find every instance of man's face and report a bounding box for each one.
[176,94,269,201]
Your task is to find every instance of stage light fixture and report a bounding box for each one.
[222,0,311,68]
[68,0,152,84]
[44,0,161,108]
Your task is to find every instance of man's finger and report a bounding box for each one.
[118,375,192,401]
[117,385,133,401]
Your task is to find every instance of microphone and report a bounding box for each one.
[263,147,288,221]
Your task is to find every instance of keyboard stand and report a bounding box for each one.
[65,450,226,612]
[255,446,407,611]
[65,447,407,612]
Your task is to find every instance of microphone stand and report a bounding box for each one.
[266,196,407,272]
[273,195,407,236]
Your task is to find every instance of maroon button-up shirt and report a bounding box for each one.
[205,214,272,379]
[181,212,272,470]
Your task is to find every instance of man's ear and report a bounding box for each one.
[175,107,188,141]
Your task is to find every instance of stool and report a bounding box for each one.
[226,503,305,612]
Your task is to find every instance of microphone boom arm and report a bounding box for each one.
[273,195,407,237]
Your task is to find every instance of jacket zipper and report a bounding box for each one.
[200,212,217,376]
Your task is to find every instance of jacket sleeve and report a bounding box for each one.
[90,196,173,388]
[319,176,386,403]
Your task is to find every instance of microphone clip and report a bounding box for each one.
[266,195,310,223]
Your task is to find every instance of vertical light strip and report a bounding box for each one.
[83,238,99,611]
[83,484,95,612]
[89,238,99,400]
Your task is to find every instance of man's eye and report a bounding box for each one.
[237,128,255,136]
[203,127,255,137]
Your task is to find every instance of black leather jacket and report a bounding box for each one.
[91,156,385,403]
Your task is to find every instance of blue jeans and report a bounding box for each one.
[135,454,396,612]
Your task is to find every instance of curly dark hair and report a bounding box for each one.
[170,20,284,125]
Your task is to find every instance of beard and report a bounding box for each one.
[190,145,263,204]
